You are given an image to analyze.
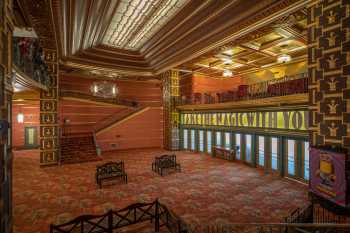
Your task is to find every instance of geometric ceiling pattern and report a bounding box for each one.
[177,9,308,78]
[25,0,311,78]
[103,0,189,50]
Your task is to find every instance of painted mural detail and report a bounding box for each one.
[310,148,347,207]
[181,110,308,131]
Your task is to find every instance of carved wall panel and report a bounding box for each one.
[308,0,350,149]
[162,70,180,150]
[40,49,59,165]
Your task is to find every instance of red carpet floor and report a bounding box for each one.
[12,149,308,233]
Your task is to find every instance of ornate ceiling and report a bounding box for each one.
[103,0,189,50]
[177,9,308,78]
[21,0,311,79]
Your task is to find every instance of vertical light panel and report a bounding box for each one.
[235,133,241,160]
[183,129,188,149]
[225,132,231,149]
[304,141,310,180]
[271,137,278,170]
[190,129,195,151]
[258,136,265,166]
[246,134,252,162]
[199,130,204,152]
[207,131,212,153]
[287,139,295,176]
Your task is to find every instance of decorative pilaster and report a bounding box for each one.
[162,70,180,150]
[0,0,13,232]
[40,49,59,165]
[308,0,350,149]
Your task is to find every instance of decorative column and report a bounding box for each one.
[308,0,350,149]
[162,70,180,150]
[0,0,13,232]
[40,49,59,165]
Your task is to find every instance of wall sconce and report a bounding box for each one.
[17,113,24,123]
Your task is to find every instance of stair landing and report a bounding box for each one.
[60,133,101,164]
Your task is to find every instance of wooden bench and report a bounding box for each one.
[152,154,181,176]
[96,161,128,188]
[213,147,236,161]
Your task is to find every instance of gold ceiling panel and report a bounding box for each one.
[250,32,284,47]
[103,0,190,50]
[177,8,308,79]
[263,39,306,55]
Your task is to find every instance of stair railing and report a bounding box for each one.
[60,90,138,108]
[50,199,188,233]
[93,107,144,134]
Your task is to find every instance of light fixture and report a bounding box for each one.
[17,113,24,123]
[221,57,233,65]
[90,81,118,98]
[277,54,292,63]
[223,70,233,77]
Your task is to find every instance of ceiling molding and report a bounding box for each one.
[45,0,310,77]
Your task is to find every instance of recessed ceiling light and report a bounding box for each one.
[223,70,233,77]
[221,57,233,64]
[224,49,233,55]
[277,54,292,63]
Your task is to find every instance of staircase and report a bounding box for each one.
[60,132,101,164]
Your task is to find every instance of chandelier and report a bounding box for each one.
[90,81,118,98]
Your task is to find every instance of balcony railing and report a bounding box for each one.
[13,37,50,87]
[178,73,308,105]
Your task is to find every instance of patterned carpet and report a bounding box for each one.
[12,149,309,233]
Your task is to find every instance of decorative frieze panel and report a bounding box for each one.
[308,0,350,149]
[162,70,180,150]
[40,49,59,165]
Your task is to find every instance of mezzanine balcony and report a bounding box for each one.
[12,37,50,91]
[177,73,308,110]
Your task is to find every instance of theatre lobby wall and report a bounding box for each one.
[59,75,164,151]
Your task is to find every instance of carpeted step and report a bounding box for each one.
[60,133,100,164]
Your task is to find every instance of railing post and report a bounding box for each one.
[49,224,53,233]
[155,199,160,232]
[108,210,113,233]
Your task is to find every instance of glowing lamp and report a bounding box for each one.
[277,54,292,63]
[17,113,24,123]
[223,70,233,77]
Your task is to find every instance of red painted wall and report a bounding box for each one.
[59,75,163,150]
[12,101,40,149]
[192,74,245,93]
[96,107,163,151]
